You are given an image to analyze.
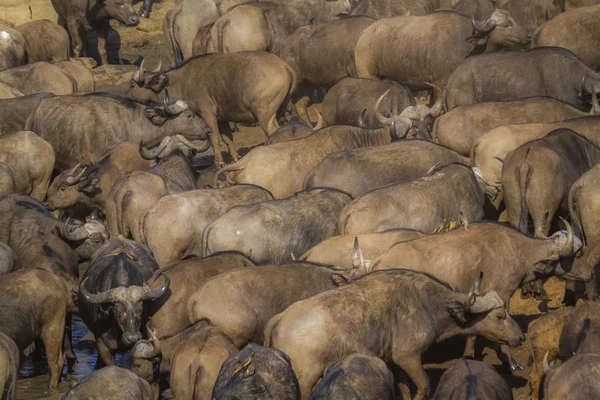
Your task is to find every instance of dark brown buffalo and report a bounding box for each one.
[140,185,273,266]
[217,124,407,199]
[558,301,600,361]
[338,163,484,235]
[58,366,154,400]
[16,20,69,62]
[0,269,73,387]
[129,52,296,165]
[569,164,600,299]
[145,252,255,339]
[131,320,239,399]
[104,140,199,241]
[266,269,523,399]
[355,9,530,93]
[304,139,469,199]
[264,111,323,145]
[0,131,55,201]
[322,78,442,139]
[351,0,437,17]
[213,344,300,400]
[202,188,352,264]
[0,331,18,400]
[526,307,572,400]
[0,23,26,73]
[301,229,425,268]
[45,142,152,214]
[433,97,590,156]
[78,237,168,367]
[432,359,513,400]
[0,61,76,95]
[188,261,366,347]
[26,92,210,170]
[445,47,600,110]
[0,92,54,134]
[309,354,395,400]
[543,353,600,400]
[51,0,140,65]
[278,16,376,125]
[502,129,600,240]
[533,5,600,70]
[372,221,582,370]
[0,242,12,276]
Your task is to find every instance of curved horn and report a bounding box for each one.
[358,109,367,128]
[138,141,158,160]
[469,290,505,313]
[80,277,117,304]
[424,81,444,117]
[162,89,175,115]
[352,237,366,271]
[152,59,162,73]
[174,134,211,153]
[591,85,600,115]
[267,114,280,135]
[543,352,554,374]
[60,217,92,241]
[471,12,487,32]
[145,321,162,356]
[558,217,575,257]
[133,59,146,84]
[312,109,323,131]
[374,89,392,126]
[142,272,170,300]
[463,271,483,311]
[65,164,87,185]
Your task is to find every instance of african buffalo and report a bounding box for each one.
[355,9,530,94]
[213,344,300,400]
[278,16,376,125]
[202,188,352,264]
[0,61,76,95]
[433,97,591,156]
[51,0,140,65]
[0,242,12,276]
[543,353,600,400]
[501,0,564,33]
[264,111,323,145]
[145,252,255,338]
[266,269,523,399]
[0,131,55,201]
[0,23,26,73]
[304,139,469,199]
[558,301,600,361]
[445,47,600,110]
[188,261,365,347]
[16,20,69,63]
[0,164,15,196]
[309,354,395,400]
[217,123,408,199]
[26,92,210,170]
[131,320,238,399]
[58,366,154,400]
[129,52,296,165]
[432,359,513,400]
[0,92,54,134]
[338,163,484,235]
[78,237,169,367]
[105,140,199,241]
[533,5,600,70]
[0,332,18,400]
[140,185,273,266]
[55,59,95,93]
[45,142,151,215]
[301,229,425,269]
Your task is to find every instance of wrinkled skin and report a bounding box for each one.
[309,354,395,400]
[304,139,469,199]
[188,262,364,347]
[55,59,95,93]
[128,52,296,166]
[58,366,154,400]
[543,353,600,400]
[0,62,76,95]
[338,163,485,235]
[213,344,300,400]
[432,97,589,157]
[432,359,513,400]
[140,185,272,266]
[0,131,55,201]
[265,269,523,400]
[0,332,18,400]
[558,301,600,361]
[0,23,26,73]
[0,242,13,276]
[51,0,140,65]
[16,20,69,63]
[0,92,54,134]
[203,188,352,264]
[217,125,403,199]
[46,142,151,215]
[26,93,210,170]
[445,47,600,110]
[301,228,424,268]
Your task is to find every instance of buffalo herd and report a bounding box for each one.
[1,0,600,399]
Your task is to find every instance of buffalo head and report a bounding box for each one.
[59,218,109,261]
[102,0,140,27]
[46,164,100,210]
[80,272,170,346]
[139,134,210,161]
[470,9,531,50]
[131,322,161,383]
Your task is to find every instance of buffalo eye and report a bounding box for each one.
[60,186,67,192]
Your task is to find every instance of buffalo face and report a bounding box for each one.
[46,164,96,210]
[474,307,524,347]
[471,9,531,50]
[103,0,140,27]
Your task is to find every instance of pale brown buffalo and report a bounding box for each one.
[0,62,76,95]
[16,20,69,63]
[0,332,18,400]
[543,353,600,400]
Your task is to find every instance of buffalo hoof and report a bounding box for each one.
[510,362,524,372]
[533,288,550,302]
[520,290,534,300]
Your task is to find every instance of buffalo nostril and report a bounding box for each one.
[520,334,526,342]
[527,33,532,39]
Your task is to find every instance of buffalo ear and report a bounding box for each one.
[533,261,556,275]
[446,300,467,323]
[148,74,169,93]
[145,108,168,126]
[77,178,100,193]
[331,273,352,287]
[467,36,488,46]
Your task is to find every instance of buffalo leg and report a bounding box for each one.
[139,0,153,17]
[218,122,239,161]
[562,280,578,306]
[66,19,83,58]
[41,317,65,387]
[204,115,224,166]
[498,344,522,372]
[392,354,429,400]
[463,335,476,359]
[96,20,111,65]
[292,86,314,126]
[95,339,115,369]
